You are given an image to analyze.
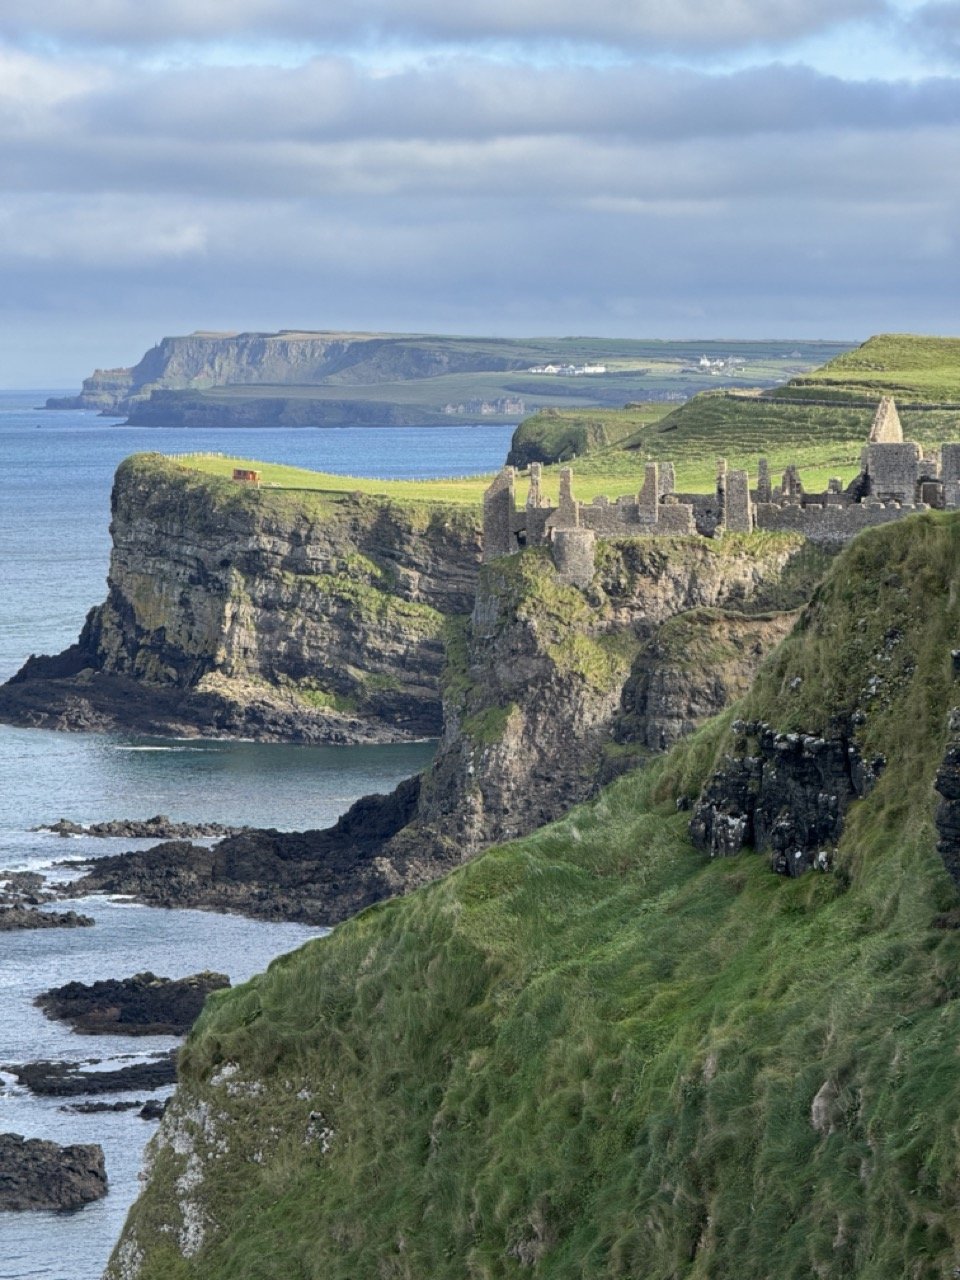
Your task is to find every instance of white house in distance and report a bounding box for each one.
[527,362,608,376]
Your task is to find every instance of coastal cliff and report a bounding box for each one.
[410,536,820,860]
[106,512,960,1280]
[45,331,534,414]
[0,455,480,742]
[61,521,828,925]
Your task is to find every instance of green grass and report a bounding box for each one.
[114,511,960,1280]
[507,404,671,465]
[785,333,960,402]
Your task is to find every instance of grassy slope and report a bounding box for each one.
[505,334,960,492]
[122,512,960,1280]
[507,404,670,466]
[785,333,960,402]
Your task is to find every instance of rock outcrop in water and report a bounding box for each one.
[36,972,231,1036]
[37,815,245,840]
[7,1053,178,1097]
[0,1134,108,1211]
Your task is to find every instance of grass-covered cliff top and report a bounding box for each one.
[783,333,960,402]
[114,510,960,1280]
[164,450,495,505]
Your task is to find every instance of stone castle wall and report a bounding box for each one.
[482,397,960,585]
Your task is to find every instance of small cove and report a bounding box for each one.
[0,396,513,1279]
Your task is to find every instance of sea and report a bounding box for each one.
[0,392,515,1279]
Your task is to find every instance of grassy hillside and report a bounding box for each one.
[114,511,960,1280]
[783,333,960,403]
[506,404,669,466]
[502,334,960,491]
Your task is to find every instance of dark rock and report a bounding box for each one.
[138,1099,167,1121]
[7,1051,178,1096]
[36,970,230,1036]
[935,708,960,888]
[36,815,246,840]
[689,719,882,876]
[66,776,425,926]
[0,907,94,931]
[0,1133,107,1211]
[0,871,45,895]
[60,1100,144,1114]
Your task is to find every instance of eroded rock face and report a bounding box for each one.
[411,538,819,861]
[0,456,480,742]
[934,708,960,888]
[689,719,884,875]
[615,609,798,753]
[0,1134,107,1211]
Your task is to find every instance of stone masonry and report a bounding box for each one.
[483,397,960,583]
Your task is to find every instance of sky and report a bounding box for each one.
[1,0,959,386]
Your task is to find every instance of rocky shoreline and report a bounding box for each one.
[64,775,436,925]
[0,664,420,743]
[0,870,94,930]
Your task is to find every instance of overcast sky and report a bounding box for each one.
[1,0,958,385]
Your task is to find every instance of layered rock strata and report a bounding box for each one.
[689,718,884,874]
[0,455,481,741]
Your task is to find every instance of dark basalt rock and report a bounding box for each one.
[934,708,960,888]
[689,719,884,876]
[0,1133,107,1211]
[37,815,246,840]
[66,774,426,925]
[0,907,94,930]
[7,1051,178,1096]
[36,971,230,1036]
[60,1100,144,1114]
[138,1099,167,1121]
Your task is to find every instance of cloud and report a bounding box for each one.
[1,53,959,208]
[909,2,960,60]
[0,5,956,384]
[0,0,890,54]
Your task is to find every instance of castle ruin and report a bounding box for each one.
[483,397,960,584]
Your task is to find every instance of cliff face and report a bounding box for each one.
[689,511,960,881]
[45,331,530,413]
[0,456,480,741]
[107,513,960,1280]
[405,535,826,861]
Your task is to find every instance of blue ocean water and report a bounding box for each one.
[0,394,513,1279]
